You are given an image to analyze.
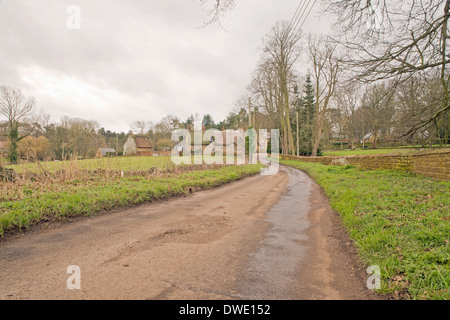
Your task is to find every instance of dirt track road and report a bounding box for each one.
[0,166,382,300]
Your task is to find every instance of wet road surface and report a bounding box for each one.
[0,166,381,300]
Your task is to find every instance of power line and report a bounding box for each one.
[288,0,307,31]
[292,0,313,33]
[285,0,318,51]
[288,1,303,29]
[298,0,316,31]
[289,0,316,42]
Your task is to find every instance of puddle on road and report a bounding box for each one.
[235,166,313,300]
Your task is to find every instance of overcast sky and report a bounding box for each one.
[0,0,332,132]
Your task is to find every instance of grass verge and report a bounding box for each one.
[321,148,438,157]
[0,164,264,237]
[281,159,449,300]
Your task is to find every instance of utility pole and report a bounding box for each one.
[248,98,252,128]
[296,111,299,157]
[116,135,119,156]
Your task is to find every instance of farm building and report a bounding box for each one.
[123,134,154,157]
[96,148,116,158]
[362,133,376,145]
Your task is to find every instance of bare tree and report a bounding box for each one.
[261,21,302,155]
[393,73,447,145]
[0,86,36,163]
[328,101,349,150]
[249,61,281,133]
[332,83,360,148]
[199,0,235,26]
[148,115,182,150]
[360,82,396,148]
[58,117,102,159]
[309,37,340,156]
[131,121,147,135]
[324,0,450,137]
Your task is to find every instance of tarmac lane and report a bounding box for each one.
[0,166,382,300]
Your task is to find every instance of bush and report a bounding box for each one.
[0,166,17,182]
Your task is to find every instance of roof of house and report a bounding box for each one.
[99,148,116,154]
[133,136,153,149]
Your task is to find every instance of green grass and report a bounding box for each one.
[0,163,264,237]
[281,159,450,300]
[2,156,175,174]
[2,155,250,174]
[321,148,432,157]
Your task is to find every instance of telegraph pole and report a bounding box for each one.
[248,98,252,128]
[296,111,299,156]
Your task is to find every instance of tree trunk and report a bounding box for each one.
[373,132,378,149]
[311,110,324,157]
[279,116,288,154]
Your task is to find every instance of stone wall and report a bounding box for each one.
[281,150,450,181]
[413,152,450,181]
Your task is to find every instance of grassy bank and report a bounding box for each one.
[321,148,437,157]
[0,163,264,237]
[322,147,450,157]
[281,159,449,300]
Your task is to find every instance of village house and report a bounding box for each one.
[95,148,116,158]
[123,134,154,157]
[362,133,376,145]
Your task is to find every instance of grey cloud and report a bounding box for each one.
[0,0,331,132]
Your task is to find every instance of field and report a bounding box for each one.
[0,156,264,237]
[1,156,176,174]
[281,159,450,300]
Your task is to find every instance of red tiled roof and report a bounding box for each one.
[134,136,153,149]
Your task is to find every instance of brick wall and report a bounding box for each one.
[281,150,450,181]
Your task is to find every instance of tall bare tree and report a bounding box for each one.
[309,37,340,156]
[249,61,281,134]
[261,21,302,155]
[0,86,35,163]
